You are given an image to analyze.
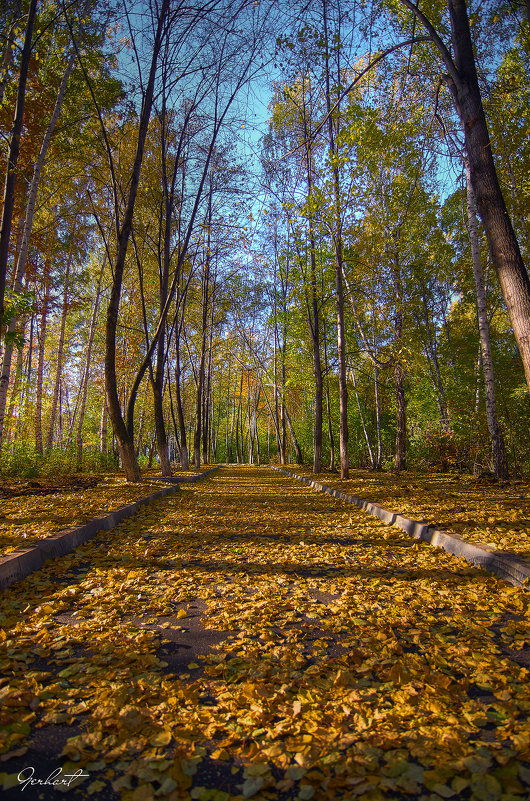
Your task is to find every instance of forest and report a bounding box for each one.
[0,0,529,484]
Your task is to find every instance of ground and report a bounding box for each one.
[0,467,529,801]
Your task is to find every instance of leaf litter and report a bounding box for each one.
[285,466,530,561]
[0,470,201,556]
[0,466,529,801]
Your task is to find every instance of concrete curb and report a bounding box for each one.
[0,467,220,590]
[272,466,530,589]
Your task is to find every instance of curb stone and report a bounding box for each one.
[271,466,530,589]
[0,467,220,590]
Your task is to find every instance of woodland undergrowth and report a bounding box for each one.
[0,467,529,801]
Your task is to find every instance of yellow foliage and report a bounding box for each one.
[0,467,529,800]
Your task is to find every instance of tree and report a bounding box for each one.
[396,0,530,392]
[0,0,37,344]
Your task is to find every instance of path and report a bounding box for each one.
[0,467,529,800]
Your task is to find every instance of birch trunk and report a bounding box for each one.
[323,0,348,478]
[35,263,51,455]
[350,365,376,469]
[374,364,383,470]
[284,405,303,465]
[393,251,406,472]
[76,256,105,470]
[46,250,72,452]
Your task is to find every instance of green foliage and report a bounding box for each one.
[1,290,34,348]
[0,445,118,478]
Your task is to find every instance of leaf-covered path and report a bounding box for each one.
[1,467,529,801]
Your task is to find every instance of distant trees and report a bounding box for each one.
[1,0,528,480]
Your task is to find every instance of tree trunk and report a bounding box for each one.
[35,263,51,456]
[309,239,323,474]
[400,0,530,389]
[100,401,108,455]
[174,338,189,470]
[0,0,37,335]
[350,364,376,469]
[394,364,407,472]
[448,0,530,390]
[374,364,383,469]
[202,296,215,465]
[104,0,170,482]
[393,250,406,472]
[4,343,23,449]
[193,257,209,468]
[76,255,105,470]
[229,396,236,463]
[153,377,171,475]
[415,287,450,429]
[323,0,348,479]
[46,250,72,452]
[152,299,172,474]
[284,405,303,465]
[0,56,75,450]
[16,310,34,446]
[235,373,243,463]
[0,1,22,106]
[323,323,336,472]
[466,160,509,479]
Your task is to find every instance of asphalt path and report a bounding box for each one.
[0,467,529,801]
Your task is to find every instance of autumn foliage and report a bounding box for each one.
[1,468,529,800]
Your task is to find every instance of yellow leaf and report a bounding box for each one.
[211,748,230,761]
[150,729,172,747]
[176,609,187,620]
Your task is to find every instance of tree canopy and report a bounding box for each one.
[0,0,529,480]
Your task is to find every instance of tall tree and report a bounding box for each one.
[0,0,37,342]
[397,0,530,391]
[465,160,509,478]
[322,0,349,478]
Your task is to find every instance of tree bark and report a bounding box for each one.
[193,239,210,467]
[100,401,107,455]
[284,404,303,464]
[76,255,105,470]
[173,334,189,470]
[202,291,215,465]
[399,0,530,390]
[0,1,22,106]
[46,249,73,452]
[466,160,509,479]
[35,262,50,456]
[374,363,383,469]
[350,364,376,469]
[323,322,336,472]
[0,0,37,336]
[104,0,170,482]
[0,53,75,449]
[323,0,348,479]
[394,364,407,472]
[393,250,406,472]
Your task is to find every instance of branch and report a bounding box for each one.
[396,0,461,88]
